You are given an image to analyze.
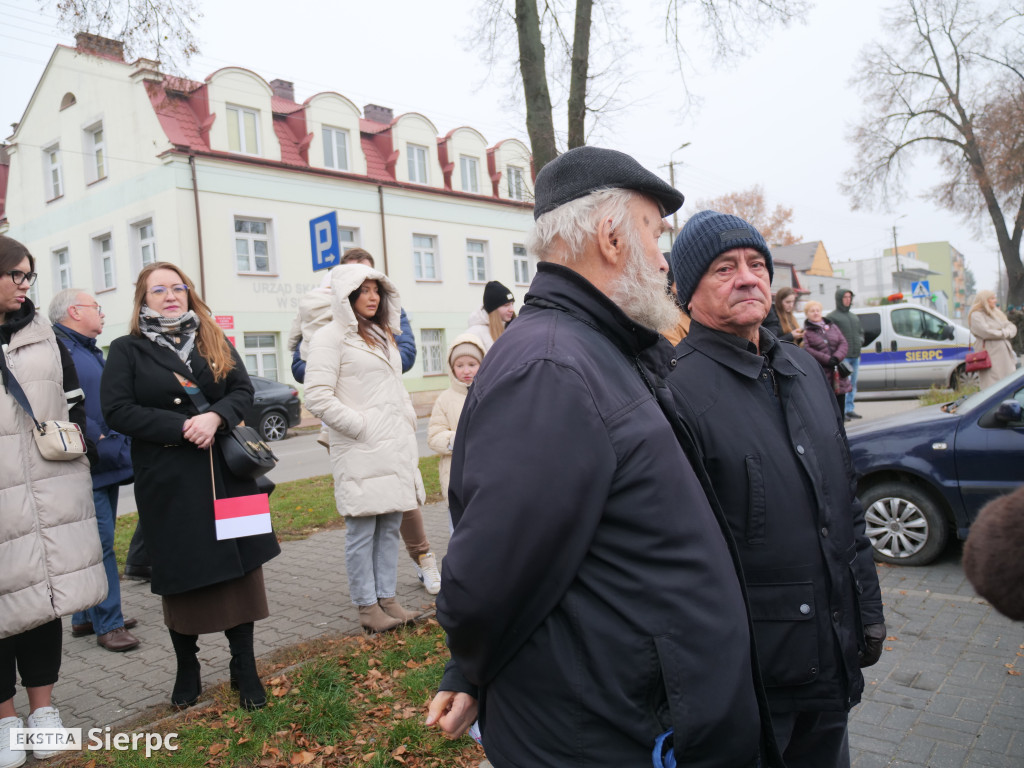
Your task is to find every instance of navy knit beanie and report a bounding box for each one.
[670,210,773,309]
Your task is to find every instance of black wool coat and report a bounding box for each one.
[438,263,777,768]
[668,321,884,714]
[101,334,280,596]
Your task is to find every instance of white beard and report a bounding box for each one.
[610,235,680,333]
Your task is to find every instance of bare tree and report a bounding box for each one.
[478,0,810,174]
[842,0,1024,306]
[693,185,803,245]
[45,0,201,71]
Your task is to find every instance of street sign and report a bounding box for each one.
[309,211,340,272]
[911,280,930,299]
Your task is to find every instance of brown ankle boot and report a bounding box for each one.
[358,603,403,633]
[378,597,420,624]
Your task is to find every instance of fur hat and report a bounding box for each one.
[533,146,684,220]
[670,210,773,309]
[483,281,514,314]
[963,486,1024,621]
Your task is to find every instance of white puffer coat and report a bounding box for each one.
[0,313,106,639]
[427,333,486,500]
[304,265,424,517]
[465,306,495,352]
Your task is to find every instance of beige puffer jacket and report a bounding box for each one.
[427,333,486,500]
[305,265,424,517]
[0,313,106,639]
[296,288,333,360]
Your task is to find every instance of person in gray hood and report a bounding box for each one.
[827,288,864,421]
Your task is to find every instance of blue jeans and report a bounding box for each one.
[72,485,126,635]
[345,512,402,606]
[845,356,860,413]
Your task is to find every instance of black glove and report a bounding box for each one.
[828,356,839,368]
[859,623,886,668]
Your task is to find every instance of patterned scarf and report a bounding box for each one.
[139,306,199,369]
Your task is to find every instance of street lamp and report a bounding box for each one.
[891,214,907,293]
[661,142,691,239]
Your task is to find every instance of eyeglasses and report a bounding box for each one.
[4,270,38,286]
[147,284,189,297]
[73,303,103,314]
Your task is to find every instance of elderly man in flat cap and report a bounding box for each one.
[426,148,781,767]
[668,210,886,768]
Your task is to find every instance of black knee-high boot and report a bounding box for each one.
[224,622,266,710]
[168,629,201,709]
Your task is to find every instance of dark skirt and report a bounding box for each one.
[161,567,268,635]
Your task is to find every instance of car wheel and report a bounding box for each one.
[950,364,980,391]
[259,411,288,442]
[861,481,950,566]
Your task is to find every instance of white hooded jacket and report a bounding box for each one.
[304,265,424,516]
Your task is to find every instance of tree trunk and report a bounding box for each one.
[567,0,593,149]
[515,0,557,172]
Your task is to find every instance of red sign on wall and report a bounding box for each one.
[215,315,234,329]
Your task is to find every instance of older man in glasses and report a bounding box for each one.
[49,289,140,652]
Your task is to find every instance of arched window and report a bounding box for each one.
[60,92,77,110]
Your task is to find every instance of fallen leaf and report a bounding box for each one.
[1009,670,1021,676]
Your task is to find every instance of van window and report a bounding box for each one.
[860,312,881,346]
[892,307,951,341]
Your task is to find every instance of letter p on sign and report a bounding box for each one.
[309,211,340,272]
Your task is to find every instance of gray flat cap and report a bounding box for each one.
[533,146,684,220]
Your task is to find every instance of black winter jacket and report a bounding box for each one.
[827,288,864,358]
[101,334,280,596]
[437,263,773,768]
[668,321,884,713]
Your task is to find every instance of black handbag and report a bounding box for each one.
[837,359,854,378]
[171,371,278,479]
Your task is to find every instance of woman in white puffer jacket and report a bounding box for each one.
[304,264,425,633]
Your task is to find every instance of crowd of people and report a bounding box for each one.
[1,142,1020,768]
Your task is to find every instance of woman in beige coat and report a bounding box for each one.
[0,236,105,765]
[968,290,1018,388]
[305,265,425,633]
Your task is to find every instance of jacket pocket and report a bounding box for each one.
[744,454,766,544]
[747,582,820,687]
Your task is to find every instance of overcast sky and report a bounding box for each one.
[0,0,1006,293]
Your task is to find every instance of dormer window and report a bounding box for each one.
[407,144,428,184]
[460,155,480,193]
[226,105,260,155]
[507,165,526,201]
[323,127,350,171]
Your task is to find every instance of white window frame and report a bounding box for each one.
[466,239,488,283]
[234,216,274,275]
[407,143,429,184]
[507,165,526,201]
[44,143,63,200]
[226,105,260,155]
[243,333,280,381]
[92,233,116,292]
[322,126,350,171]
[513,243,533,286]
[412,234,440,281]
[421,329,445,376]
[460,155,480,194]
[52,247,72,291]
[338,226,361,253]
[85,122,105,183]
[130,218,157,273]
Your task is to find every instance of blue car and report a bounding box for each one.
[846,366,1024,566]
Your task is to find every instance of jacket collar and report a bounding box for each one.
[525,262,663,361]
[126,332,216,387]
[53,323,98,350]
[684,319,807,379]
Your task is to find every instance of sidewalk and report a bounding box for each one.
[19,507,1024,767]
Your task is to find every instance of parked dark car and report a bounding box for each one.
[246,376,301,441]
[846,367,1024,566]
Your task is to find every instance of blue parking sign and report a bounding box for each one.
[309,211,340,271]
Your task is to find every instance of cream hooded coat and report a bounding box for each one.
[304,265,424,517]
[969,308,1019,387]
[427,333,486,499]
[0,313,106,638]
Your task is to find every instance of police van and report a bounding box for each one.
[851,303,974,391]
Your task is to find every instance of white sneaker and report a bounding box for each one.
[26,707,63,759]
[415,552,441,595]
[0,716,26,768]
